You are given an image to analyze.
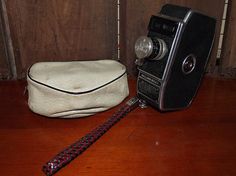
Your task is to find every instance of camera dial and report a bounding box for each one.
[135,36,168,64]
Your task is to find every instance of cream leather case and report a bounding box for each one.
[27,60,129,118]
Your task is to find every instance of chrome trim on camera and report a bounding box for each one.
[157,14,182,22]
[183,10,193,23]
[159,11,193,111]
[137,70,162,104]
[153,38,168,60]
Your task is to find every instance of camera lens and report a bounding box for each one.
[135,36,168,60]
[135,36,153,59]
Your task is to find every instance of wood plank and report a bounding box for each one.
[0,21,10,79]
[5,0,117,78]
[0,76,236,175]
[2,1,226,77]
[221,1,236,77]
[0,1,11,79]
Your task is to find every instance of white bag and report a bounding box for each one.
[27,60,129,118]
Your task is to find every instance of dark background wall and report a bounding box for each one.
[0,23,10,79]
[0,0,226,79]
[4,0,118,78]
[221,0,236,77]
[0,2,11,80]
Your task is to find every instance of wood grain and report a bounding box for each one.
[1,0,227,78]
[2,0,226,78]
[0,1,11,79]
[0,76,236,176]
[0,23,9,79]
[221,0,236,77]
[5,0,117,77]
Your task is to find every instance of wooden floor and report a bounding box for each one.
[0,76,236,176]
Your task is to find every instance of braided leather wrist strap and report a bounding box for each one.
[42,97,139,176]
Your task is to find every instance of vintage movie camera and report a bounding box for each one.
[135,4,216,111]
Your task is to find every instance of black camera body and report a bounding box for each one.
[135,4,216,111]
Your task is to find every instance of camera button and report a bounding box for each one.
[182,54,196,74]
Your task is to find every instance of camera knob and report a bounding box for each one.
[182,54,196,74]
[135,36,168,62]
